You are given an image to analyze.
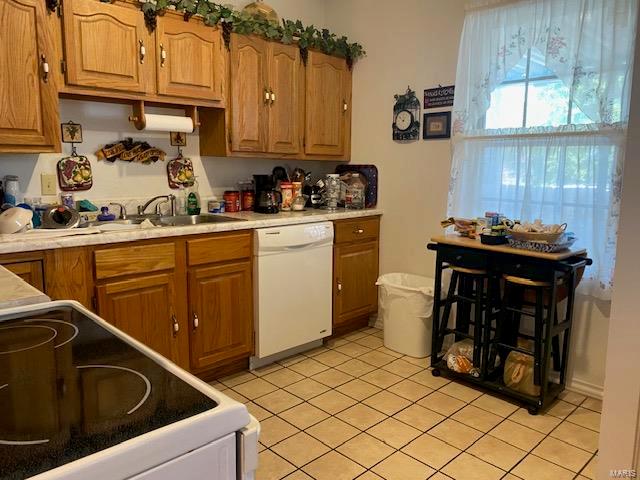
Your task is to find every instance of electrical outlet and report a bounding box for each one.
[41,173,57,195]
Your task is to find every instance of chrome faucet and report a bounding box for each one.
[137,195,176,216]
[109,202,127,220]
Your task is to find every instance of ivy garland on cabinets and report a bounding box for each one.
[139,0,366,68]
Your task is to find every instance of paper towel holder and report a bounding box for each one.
[128,100,200,131]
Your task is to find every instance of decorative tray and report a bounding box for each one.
[507,235,577,253]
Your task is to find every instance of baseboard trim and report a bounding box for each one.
[567,377,604,400]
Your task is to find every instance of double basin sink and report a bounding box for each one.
[81,214,246,228]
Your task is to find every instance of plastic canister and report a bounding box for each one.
[3,175,19,206]
[223,190,240,212]
[280,182,293,211]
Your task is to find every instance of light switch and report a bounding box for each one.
[41,173,57,195]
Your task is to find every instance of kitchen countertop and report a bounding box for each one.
[0,265,50,308]
[0,208,382,254]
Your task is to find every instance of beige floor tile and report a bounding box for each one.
[394,403,446,431]
[345,331,369,341]
[284,378,331,400]
[418,391,466,416]
[576,476,591,480]
[257,449,296,479]
[219,370,257,387]
[581,397,603,413]
[441,452,504,480]
[471,394,519,418]
[372,452,435,480]
[381,359,424,378]
[439,381,483,402]
[288,358,330,377]
[360,369,403,389]
[376,345,404,358]
[335,358,377,377]
[311,368,355,388]
[387,379,433,402]
[401,355,431,368]
[232,378,278,400]
[429,473,454,480]
[245,401,273,421]
[324,337,349,349]
[362,390,411,416]
[278,354,307,367]
[251,363,283,377]
[259,416,300,447]
[336,403,388,430]
[509,408,562,434]
[308,390,357,415]
[467,435,526,471]
[336,378,382,401]
[221,388,249,404]
[545,399,578,419]
[302,451,366,480]
[409,370,451,389]
[354,335,384,349]
[429,418,483,450]
[581,454,597,479]
[401,433,461,470]
[313,349,351,367]
[511,454,574,480]
[255,389,303,414]
[208,380,225,389]
[356,472,384,480]
[558,390,587,405]
[278,402,330,430]
[305,417,360,448]
[359,349,397,367]
[567,407,601,432]
[549,420,599,452]
[532,436,592,472]
[271,431,331,467]
[488,420,545,451]
[367,417,421,449]
[502,475,524,480]
[284,471,314,480]
[334,342,372,358]
[303,345,330,357]
[262,368,306,388]
[451,405,502,432]
[336,433,395,468]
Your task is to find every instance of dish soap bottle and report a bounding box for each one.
[186,178,201,215]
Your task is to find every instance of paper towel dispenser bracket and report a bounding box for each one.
[128,100,200,133]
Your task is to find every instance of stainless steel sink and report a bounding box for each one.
[158,214,246,226]
[80,218,149,228]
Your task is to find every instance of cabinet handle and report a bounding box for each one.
[270,89,276,104]
[337,280,342,293]
[160,44,166,67]
[193,312,199,330]
[139,40,146,64]
[172,314,179,337]
[264,88,270,105]
[343,100,348,113]
[353,228,364,234]
[41,54,49,83]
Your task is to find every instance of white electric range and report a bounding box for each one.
[0,301,259,480]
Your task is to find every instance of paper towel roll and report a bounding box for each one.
[143,114,194,133]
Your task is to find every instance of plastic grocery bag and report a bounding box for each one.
[445,339,480,377]
[503,339,540,396]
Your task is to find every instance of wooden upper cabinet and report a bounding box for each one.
[267,42,302,154]
[305,51,350,157]
[156,16,223,101]
[230,34,268,153]
[0,0,59,152]
[62,0,152,93]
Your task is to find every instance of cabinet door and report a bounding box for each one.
[62,0,151,93]
[230,34,268,152]
[189,261,253,371]
[305,51,349,157]
[0,0,59,152]
[333,240,379,327]
[266,42,301,154]
[96,273,180,363]
[156,17,223,101]
[2,260,44,291]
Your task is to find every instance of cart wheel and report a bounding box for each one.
[431,368,441,377]
[527,406,539,416]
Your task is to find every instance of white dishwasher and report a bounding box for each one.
[251,222,333,368]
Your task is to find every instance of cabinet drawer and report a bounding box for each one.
[95,243,175,280]
[334,217,379,244]
[187,231,252,266]
[438,245,488,271]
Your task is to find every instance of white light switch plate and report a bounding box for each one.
[41,173,57,195]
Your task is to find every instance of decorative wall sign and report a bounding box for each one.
[423,112,452,140]
[95,138,166,164]
[167,155,195,189]
[61,122,83,143]
[57,155,93,191]
[170,131,187,147]
[393,87,421,141]
[424,85,455,109]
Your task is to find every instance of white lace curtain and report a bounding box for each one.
[450,0,638,299]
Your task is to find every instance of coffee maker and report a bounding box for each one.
[253,174,279,214]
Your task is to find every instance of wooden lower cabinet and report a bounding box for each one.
[2,260,44,291]
[188,260,253,372]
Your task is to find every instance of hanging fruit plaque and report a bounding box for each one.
[167,155,195,189]
[57,154,93,191]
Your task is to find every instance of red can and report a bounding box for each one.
[241,190,255,211]
[223,190,240,212]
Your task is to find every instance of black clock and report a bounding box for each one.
[393,87,421,141]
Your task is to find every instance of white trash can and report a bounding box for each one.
[376,273,434,358]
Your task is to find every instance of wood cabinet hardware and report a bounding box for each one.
[270,89,275,104]
[172,314,179,337]
[139,40,146,64]
[160,44,166,67]
[41,55,49,83]
[264,87,270,105]
[193,312,199,330]
[353,228,364,234]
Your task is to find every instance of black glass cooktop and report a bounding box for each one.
[0,306,218,480]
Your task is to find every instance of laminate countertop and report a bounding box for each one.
[0,266,50,309]
[0,208,382,255]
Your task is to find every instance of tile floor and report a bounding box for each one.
[210,327,601,480]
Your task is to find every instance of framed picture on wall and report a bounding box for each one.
[423,112,451,140]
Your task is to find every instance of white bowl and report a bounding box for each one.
[0,207,33,234]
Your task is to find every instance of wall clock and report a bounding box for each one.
[393,86,421,141]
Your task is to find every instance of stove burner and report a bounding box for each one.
[0,384,50,446]
[0,325,57,355]
[76,365,151,414]
[24,319,79,348]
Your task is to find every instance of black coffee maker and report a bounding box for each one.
[253,174,279,214]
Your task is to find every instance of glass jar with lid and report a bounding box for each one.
[324,174,340,211]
